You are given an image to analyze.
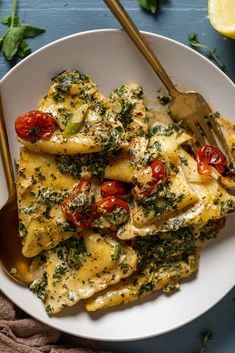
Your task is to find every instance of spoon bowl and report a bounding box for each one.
[0,192,32,284]
[0,96,32,285]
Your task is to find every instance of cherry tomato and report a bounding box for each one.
[15,110,56,142]
[101,180,129,198]
[61,181,92,228]
[150,160,167,182]
[133,160,167,199]
[196,144,227,175]
[92,196,129,214]
[133,180,156,198]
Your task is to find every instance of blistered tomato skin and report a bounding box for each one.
[92,196,129,214]
[196,144,227,175]
[133,159,167,199]
[15,110,56,142]
[61,181,92,229]
[150,160,168,182]
[101,180,129,198]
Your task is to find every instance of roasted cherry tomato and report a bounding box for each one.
[61,181,92,228]
[92,196,129,214]
[101,180,129,198]
[134,180,157,199]
[196,144,227,175]
[133,159,167,199]
[150,160,168,182]
[15,110,56,142]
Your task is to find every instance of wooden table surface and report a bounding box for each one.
[0,1,235,352]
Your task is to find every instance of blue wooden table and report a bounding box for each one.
[1,1,235,352]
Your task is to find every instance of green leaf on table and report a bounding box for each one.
[199,331,213,353]
[21,24,45,38]
[18,39,31,58]
[1,15,19,26]
[188,32,227,73]
[0,0,46,61]
[138,0,166,14]
[2,26,25,60]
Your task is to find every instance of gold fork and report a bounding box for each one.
[104,0,235,188]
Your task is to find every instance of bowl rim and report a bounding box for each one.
[1,28,234,88]
[0,28,235,342]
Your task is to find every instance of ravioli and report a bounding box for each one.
[17,147,78,257]
[15,70,235,315]
[117,168,198,240]
[86,256,197,311]
[86,225,199,312]
[159,149,235,232]
[39,231,137,314]
[17,70,124,155]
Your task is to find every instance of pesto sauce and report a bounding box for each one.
[38,188,69,205]
[198,219,225,241]
[94,126,123,152]
[141,192,184,218]
[55,151,115,179]
[51,70,90,92]
[110,85,144,129]
[139,282,154,296]
[19,222,27,238]
[56,220,76,232]
[157,95,171,106]
[132,227,196,271]
[180,155,189,166]
[53,236,87,276]
[29,272,48,301]
[149,123,183,138]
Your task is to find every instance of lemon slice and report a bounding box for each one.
[208,0,235,39]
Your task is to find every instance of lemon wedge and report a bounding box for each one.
[208,0,235,39]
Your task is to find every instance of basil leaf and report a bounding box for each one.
[0,0,46,62]
[18,40,31,58]
[20,24,45,38]
[2,26,25,60]
[139,0,158,13]
[1,15,19,26]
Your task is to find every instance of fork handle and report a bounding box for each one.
[0,92,15,196]
[104,0,179,97]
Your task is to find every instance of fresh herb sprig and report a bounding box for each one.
[188,33,227,72]
[0,0,45,60]
[193,331,213,353]
[138,0,166,14]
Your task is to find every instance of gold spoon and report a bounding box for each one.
[0,93,32,285]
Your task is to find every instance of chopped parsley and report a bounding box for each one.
[51,70,90,92]
[133,227,196,271]
[149,123,183,137]
[157,95,170,105]
[18,222,27,238]
[30,272,48,301]
[139,282,154,296]
[55,151,113,179]
[180,155,189,166]
[38,188,69,205]
[53,236,87,275]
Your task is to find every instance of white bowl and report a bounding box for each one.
[1,29,235,341]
